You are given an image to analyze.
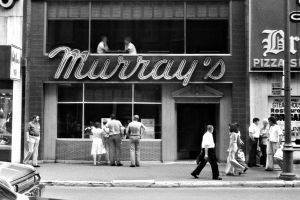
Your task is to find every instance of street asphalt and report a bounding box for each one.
[42,187,300,200]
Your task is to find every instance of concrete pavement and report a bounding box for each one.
[43,187,300,200]
[37,162,300,188]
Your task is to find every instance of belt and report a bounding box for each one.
[29,133,39,137]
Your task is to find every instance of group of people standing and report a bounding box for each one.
[87,114,145,167]
[248,117,283,171]
[191,116,284,180]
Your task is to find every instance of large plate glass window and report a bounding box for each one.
[46,1,229,54]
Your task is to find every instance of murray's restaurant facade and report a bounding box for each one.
[25,0,247,162]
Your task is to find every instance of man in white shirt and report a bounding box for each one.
[106,114,124,166]
[97,36,109,54]
[191,125,222,180]
[126,115,146,167]
[124,37,137,54]
[266,116,283,171]
[248,117,260,167]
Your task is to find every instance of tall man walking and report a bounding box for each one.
[126,115,146,167]
[248,117,260,167]
[106,114,124,166]
[191,125,222,180]
[23,115,41,167]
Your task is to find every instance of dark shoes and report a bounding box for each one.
[33,165,40,168]
[130,165,135,167]
[191,172,199,179]
[116,163,123,166]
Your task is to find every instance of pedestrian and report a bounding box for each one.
[234,123,248,170]
[248,117,260,167]
[106,114,124,166]
[265,116,283,171]
[191,125,222,180]
[23,115,41,167]
[97,36,109,53]
[259,119,269,167]
[102,119,110,165]
[89,122,107,166]
[225,124,247,176]
[126,115,146,167]
[124,37,137,54]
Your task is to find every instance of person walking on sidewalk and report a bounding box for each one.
[265,116,283,171]
[225,124,247,176]
[248,117,260,167]
[106,114,124,166]
[191,125,222,180]
[259,119,269,167]
[23,115,41,167]
[126,115,146,167]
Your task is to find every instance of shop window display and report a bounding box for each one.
[57,104,82,138]
[57,84,162,139]
[0,90,12,147]
[58,84,83,102]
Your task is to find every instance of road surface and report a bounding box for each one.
[42,186,300,200]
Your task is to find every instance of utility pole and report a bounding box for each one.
[279,0,296,181]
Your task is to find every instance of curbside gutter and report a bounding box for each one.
[40,180,300,188]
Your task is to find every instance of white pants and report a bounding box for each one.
[23,135,40,165]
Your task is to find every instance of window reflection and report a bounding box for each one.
[0,90,12,146]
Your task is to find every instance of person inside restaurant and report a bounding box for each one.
[97,36,109,54]
[124,37,137,54]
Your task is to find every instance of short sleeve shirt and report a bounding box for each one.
[249,123,260,138]
[97,41,107,54]
[28,121,40,137]
[125,42,137,54]
[201,131,215,148]
[269,124,283,142]
[106,119,123,135]
[128,121,146,136]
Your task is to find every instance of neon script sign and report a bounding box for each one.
[49,47,226,86]
[0,0,18,9]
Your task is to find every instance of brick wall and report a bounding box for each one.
[26,0,248,160]
[56,139,162,161]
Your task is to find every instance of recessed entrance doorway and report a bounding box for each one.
[177,103,219,160]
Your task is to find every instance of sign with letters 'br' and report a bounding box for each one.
[249,0,300,71]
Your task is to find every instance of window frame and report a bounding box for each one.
[57,83,162,139]
[43,1,232,56]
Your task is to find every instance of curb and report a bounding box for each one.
[41,180,300,188]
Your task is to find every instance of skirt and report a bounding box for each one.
[91,138,106,155]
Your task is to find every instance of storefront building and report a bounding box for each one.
[0,0,23,162]
[248,0,300,160]
[25,0,247,162]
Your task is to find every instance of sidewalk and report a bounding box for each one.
[37,162,300,188]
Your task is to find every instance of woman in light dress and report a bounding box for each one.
[225,123,247,176]
[90,121,107,165]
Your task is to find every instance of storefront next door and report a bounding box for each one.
[177,103,219,160]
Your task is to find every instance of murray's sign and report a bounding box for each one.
[48,46,226,86]
[0,0,18,9]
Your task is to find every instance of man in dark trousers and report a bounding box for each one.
[248,117,260,167]
[191,125,222,180]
